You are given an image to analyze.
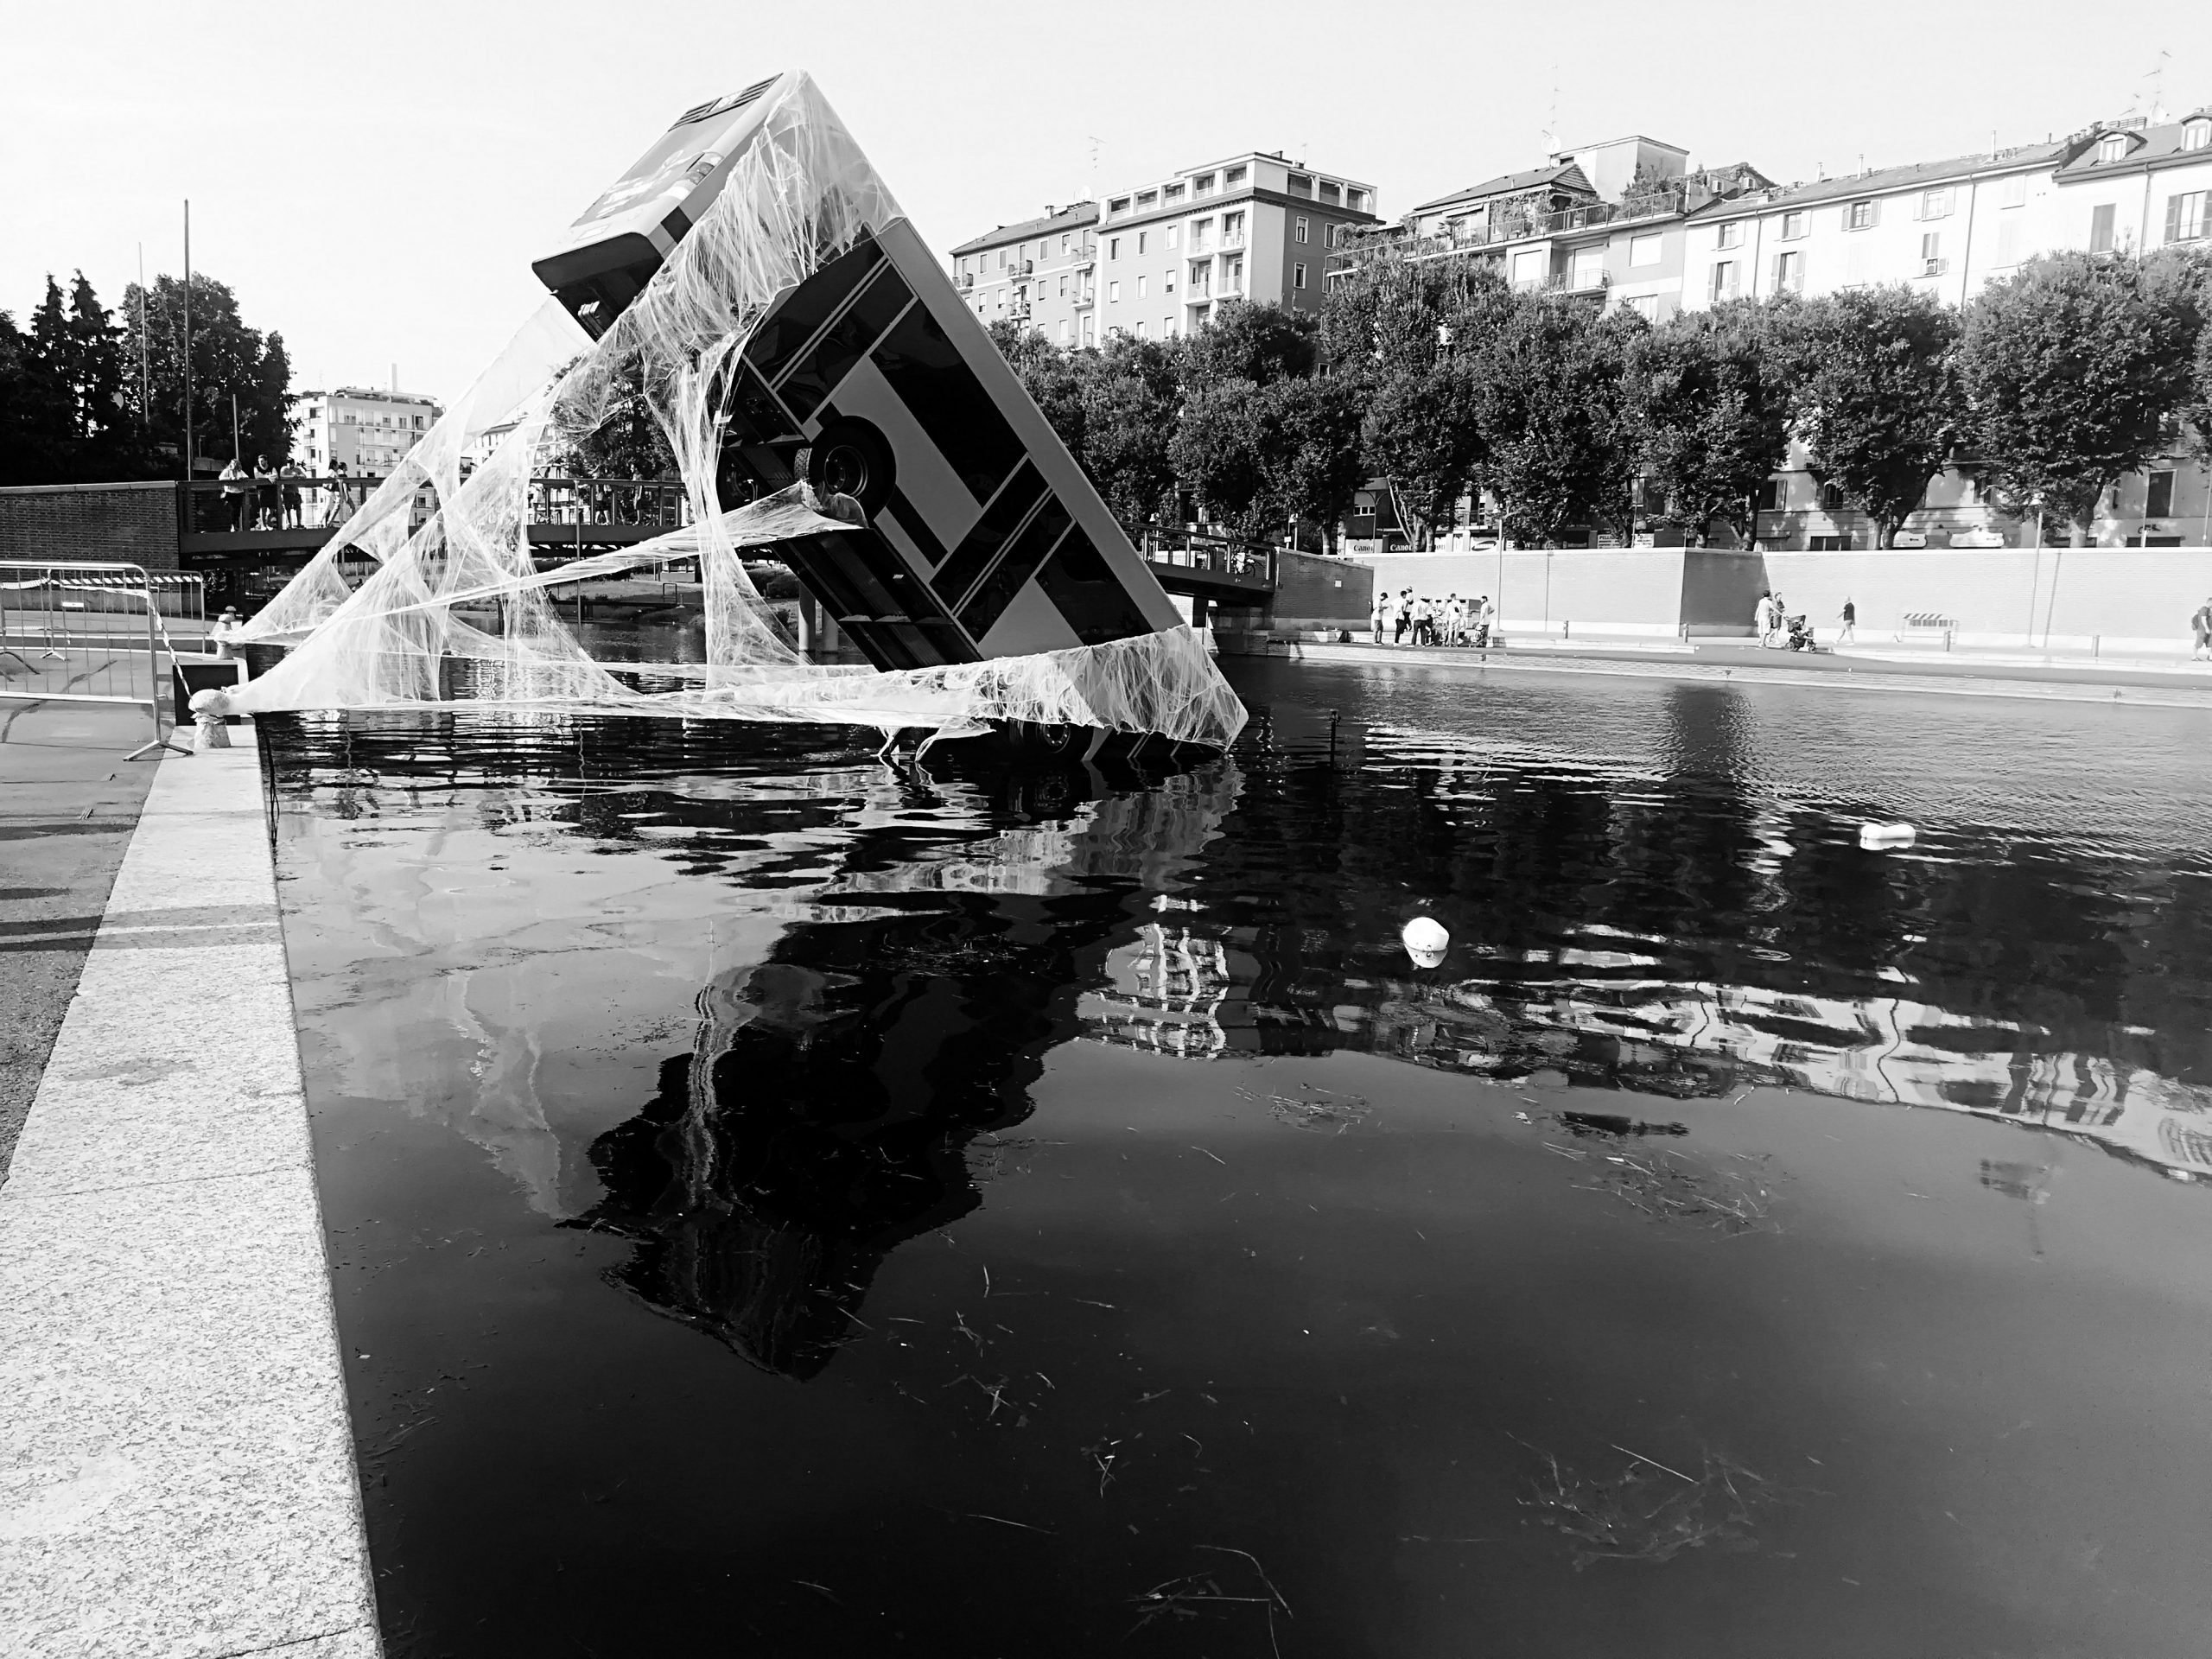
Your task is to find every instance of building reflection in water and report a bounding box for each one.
[568,758,1243,1377]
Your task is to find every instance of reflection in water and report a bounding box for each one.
[261,677,2212,1654]
[565,761,1241,1376]
[267,690,2212,1395]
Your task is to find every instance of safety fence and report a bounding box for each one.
[0,561,197,756]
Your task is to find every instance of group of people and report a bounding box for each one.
[216,457,308,531]
[1373,588,1494,648]
[1751,589,1843,652]
[216,457,359,531]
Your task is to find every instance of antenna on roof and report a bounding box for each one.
[1086,134,1103,205]
[1542,62,1560,156]
[2135,47,2171,122]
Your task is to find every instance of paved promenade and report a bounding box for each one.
[1285,636,2212,709]
[1,704,159,1182]
[0,734,380,1657]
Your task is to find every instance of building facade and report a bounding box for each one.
[949,202,1101,346]
[291,387,443,479]
[950,152,1378,345]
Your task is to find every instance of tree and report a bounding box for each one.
[120,272,293,469]
[1167,378,1266,534]
[1076,334,1182,531]
[1956,251,2202,543]
[1326,253,1497,547]
[1184,299,1315,388]
[1625,298,1797,543]
[0,307,69,484]
[1955,250,2204,543]
[1255,372,1370,552]
[556,350,678,479]
[1463,294,1640,546]
[1780,285,1955,548]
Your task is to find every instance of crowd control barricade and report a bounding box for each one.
[0,560,193,758]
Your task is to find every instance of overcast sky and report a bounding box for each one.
[3,0,2199,404]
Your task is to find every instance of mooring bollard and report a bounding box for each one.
[188,686,233,752]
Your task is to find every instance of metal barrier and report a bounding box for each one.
[0,561,192,757]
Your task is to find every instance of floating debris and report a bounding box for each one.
[1573,1148,1780,1236]
[1242,1083,1372,1134]
[1555,1110,1689,1140]
[1520,1440,1785,1568]
[1402,914,1451,968]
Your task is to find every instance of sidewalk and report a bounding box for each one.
[1287,635,2212,708]
[0,734,381,1657]
[0,703,162,1181]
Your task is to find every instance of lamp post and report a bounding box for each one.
[181,200,194,481]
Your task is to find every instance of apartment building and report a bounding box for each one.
[2052,108,2212,257]
[1331,137,1769,322]
[292,386,442,478]
[1095,152,1377,340]
[949,202,1101,346]
[1673,143,2073,316]
[950,152,1379,345]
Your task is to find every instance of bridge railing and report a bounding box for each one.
[180,474,696,539]
[1141,533,1275,586]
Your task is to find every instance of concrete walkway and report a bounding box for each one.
[0,704,162,1182]
[1286,638,2212,709]
[0,739,381,1657]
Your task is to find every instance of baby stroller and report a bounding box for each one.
[1784,613,1815,652]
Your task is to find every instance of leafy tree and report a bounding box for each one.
[1183,299,1314,388]
[2187,323,2212,465]
[0,307,69,484]
[1625,298,1797,543]
[1075,334,1182,531]
[1780,284,1955,548]
[120,272,293,469]
[1955,251,2203,543]
[556,350,678,479]
[1325,253,1498,546]
[1255,372,1370,551]
[1167,378,1265,533]
[1463,294,1640,545]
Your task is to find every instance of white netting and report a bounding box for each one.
[228,73,1246,752]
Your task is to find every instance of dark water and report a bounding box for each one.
[262,657,2212,1657]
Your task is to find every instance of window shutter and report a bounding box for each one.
[2166,194,2185,245]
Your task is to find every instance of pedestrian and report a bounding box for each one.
[1753,589,1777,645]
[1394,588,1412,645]
[322,460,353,527]
[1473,594,1492,647]
[281,465,303,529]
[1839,595,1857,645]
[2193,595,2212,662]
[207,606,245,659]
[219,455,251,531]
[252,456,278,530]
[1446,593,1465,645]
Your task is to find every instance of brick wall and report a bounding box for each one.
[0,483,181,572]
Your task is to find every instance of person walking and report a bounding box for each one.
[322,460,353,527]
[1371,590,1389,645]
[1839,595,1857,645]
[2192,595,2212,662]
[219,455,251,531]
[1472,594,1492,647]
[1394,588,1412,645]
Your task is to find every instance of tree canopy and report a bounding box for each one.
[120,272,292,470]
[1625,298,1797,543]
[1780,285,1957,548]
[1955,250,2206,540]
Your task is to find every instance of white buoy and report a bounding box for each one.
[1402,915,1450,968]
[1859,822,1916,849]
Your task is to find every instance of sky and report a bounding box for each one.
[3,0,2202,405]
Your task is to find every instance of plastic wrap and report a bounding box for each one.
[229,73,1247,753]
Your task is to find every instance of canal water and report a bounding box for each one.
[261,656,2212,1657]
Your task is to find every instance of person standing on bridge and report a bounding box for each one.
[252,457,278,530]
[219,456,251,531]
